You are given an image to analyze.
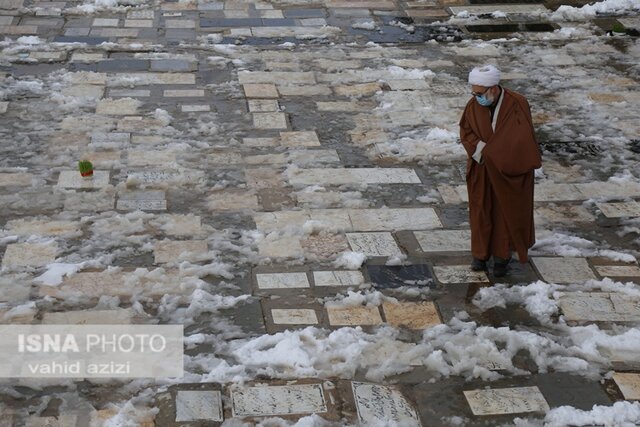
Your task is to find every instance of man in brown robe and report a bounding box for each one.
[459,65,541,277]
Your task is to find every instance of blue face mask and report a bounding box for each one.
[475,94,493,106]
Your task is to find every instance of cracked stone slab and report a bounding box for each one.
[433,265,490,284]
[531,257,596,284]
[326,305,383,326]
[463,386,550,415]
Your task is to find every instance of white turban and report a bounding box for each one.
[468,64,501,87]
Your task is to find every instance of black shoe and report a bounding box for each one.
[471,258,487,271]
[493,257,511,277]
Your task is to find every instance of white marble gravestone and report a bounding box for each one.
[346,232,402,257]
[175,390,223,422]
[2,243,57,268]
[313,270,365,287]
[531,257,596,284]
[256,272,310,289]
[271,309,318,325]
[231,384,327,417]
[612,373,640,400]
[464,386,550,415]
[57,171,110,189]
[117,190,167,211]
[352,382,421,426]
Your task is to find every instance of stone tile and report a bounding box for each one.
[150,59,197,72]
[349,208,442,231]
[596,201,640,218]
[366,264,433,289]
[239,71,315,85]
[2,243,57,268]
[280,131,321,147]
[253,112,288,129]
[153,240,208,263]
[414,229,471,252]
[244,168,284,189]
[106,72,195,86]
[90,132,130,148]
[127,149,176,166]
[124,19,153,27]
[6,219,80,236]
[334,82,382,96]
[258,236,303,258]
[594,265,640,277]
[24,415,78,427]
[91,28,139,37]
[256,272,310,289]
[0,274,31,303]
[0,172,32,186]
[62,84,105,99]
[152,214,202,236]
[65,27,90,36]
[93,18,119,26]
[576,181,640,199]
[96,98,140,115]
[41,308,136,324]
[387,79,430,90]
[326,305,383,326]
[612,372,640,400]
[558,292,640,322]
[313,270,365,287]
[289,168,421,185]
[0,101,7,113]
[64,190,115,212]
[175,390,223,422]
[382,301,441,329]
[231,384,327,417]
[243,83,278,98]
[127,170,205,185]
[57,170,110,189]
[116,195,167,212]
[164,89,205,97]
[534,205,595,225]
[531,257,596,284]
[433,265,490,284]
[288,149,340,166]
[208,190,259,211]
[244,153,287,165]
[464,386,550,415]
[346,232,402,257]
[181,104,210,112]
[278,85,332,96]
[352,382,421,425]
[165,19,196,28]
[271,308,319,325]
[449,4,547,14]
[243,137,279,147]
[248,99,279,112]
[300,18,327,26]
[0,25,38,34]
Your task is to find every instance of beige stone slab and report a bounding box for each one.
[595,265,640,278]
[278,85,332,96]
[532,257,596,284]
[0,101,7,113]
[0,25,37,34]
[257,236,304,258]
[41,308,135,324]
[2,243,57,268]
[280,131,321,147]
[613,372,640,400]
[253,112,288,129]
[244,168,284,189]
[107,73,195,86]
[288,149,340,166]
[334,82,382,96]
[243,83,278,98]
[164,89,205,97]
[71,53,106,62]
[248,99,280,112]
[151,214,202,236]
[346,232,402,257]
[316,101,369,111]
[348,208,442,231]
[464,386,550,415]
[0,173,32,186]
[313,270,365,287]
[534,205,595,225]
[127,150,177,166]
[382,301,441,329]
[289,168,421,185]
[414,229,471,252]
[239,71,316,85]
[433,265,490,284]
[576,181,640,199]
[302,234,350,260]
[326,0,395,8]
[253,211,309,231]
[124,19,153,27]
[243,137,279,147]
[387,79,430,90]
[449,4,547,14]
[596,201,640,218]
[165,19,195,28]
[6,219,80,236]
[271,308,318,324]
[61,84,104,99]
[153,240,208,263]
[92,28,139,37]
[29,51,66,61]
[96,98,140,115]
[181,104,210,112]
[57,171,110,189]
[326,305,383,326]
[534,183,583,202]
[93,18,118,26]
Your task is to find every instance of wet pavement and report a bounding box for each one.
[0,0,640,424]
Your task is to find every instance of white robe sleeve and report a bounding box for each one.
[472,140,486,163]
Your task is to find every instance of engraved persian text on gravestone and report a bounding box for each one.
[231,384,327,417]
[352,382,421,425]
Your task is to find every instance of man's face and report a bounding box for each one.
[471,85,497,102]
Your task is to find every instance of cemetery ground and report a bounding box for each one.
[0,0,640,424]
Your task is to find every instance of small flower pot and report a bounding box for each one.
[80,170,94,178]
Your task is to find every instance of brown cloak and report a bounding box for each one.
[459,88,541,263]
